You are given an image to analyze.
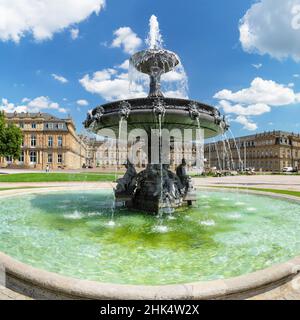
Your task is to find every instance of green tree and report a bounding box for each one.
[0,112,23,160]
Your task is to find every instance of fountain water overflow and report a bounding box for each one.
[84,16,228,213]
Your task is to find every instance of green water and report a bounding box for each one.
[0,189,300,285]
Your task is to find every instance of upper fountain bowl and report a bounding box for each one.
[130,49,180,75]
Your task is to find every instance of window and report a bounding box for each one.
[19,122,24,129]
[58,136,63,147]
[30,135,36,147]
[30,151,37,163]
[58,123,64,129]
[32,123,36,129]
[6,156,12,163]
[48,136,53,147]
[48,153,53,163]
[19,151,24,163]
[47,123,53,129]
[58,154,63,164]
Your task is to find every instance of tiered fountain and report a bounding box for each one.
[84,16,228,213]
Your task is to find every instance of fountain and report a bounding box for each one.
[84,16,228,214]
[2,17,300,300]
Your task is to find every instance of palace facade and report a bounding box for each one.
[204,131,300,172]
[1,113,299,174]
[0,112,87,170]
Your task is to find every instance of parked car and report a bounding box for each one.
[282,167,297,173]
[245,168,256,175]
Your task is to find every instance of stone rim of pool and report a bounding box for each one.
[1,186,300,300]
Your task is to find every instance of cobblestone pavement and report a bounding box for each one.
[193,175,300,191]
[0,286,31,300]
[250,275,300,300]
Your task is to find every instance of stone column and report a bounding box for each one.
[25,150,30,166]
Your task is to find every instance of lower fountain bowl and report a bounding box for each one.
[1,187,300,299]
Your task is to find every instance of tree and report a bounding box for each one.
[0,112,23,160]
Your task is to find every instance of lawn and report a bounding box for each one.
[0,173,116,183]
[0,186,41,191]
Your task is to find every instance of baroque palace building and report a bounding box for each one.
[2,113,299,173]
[204,131,300,172]
[0,112,87,170]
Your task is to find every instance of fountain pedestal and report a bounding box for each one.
[84,18,228,214]
[114,162,196,214]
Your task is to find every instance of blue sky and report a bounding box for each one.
[1,0,300,137]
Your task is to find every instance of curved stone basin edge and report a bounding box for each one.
[0,187,300,300]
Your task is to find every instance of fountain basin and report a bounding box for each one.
[1,187,300,299]
[84,97,226,137]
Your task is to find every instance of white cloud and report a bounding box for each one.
[111,27,142,54]
[294,74,300,78]
[77,99,89,106]
[214,78,298,106]
[164,90,188,99]
[22,97,30,103]
[0,96,67,114]
[70,28,79,40]
[214,77,300,131]
[117,59,130,70]
[0,0,105,43]
[52,73,68,84]
[218,100,271,116]
[79,63,189,101]
[79,68,146,101]
[239,0,300,61]
[162,70,186,82]
[233,116,258,131]
[252,63,262,69]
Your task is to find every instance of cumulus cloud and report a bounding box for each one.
[0,0,105,42]
[80,61,189,101]
[79,68,146,101]
[70,28,79,40]
[0,96,67,114]
[239,0,300,61]
[76,99,89,106]
[162,70,186,82]
[214,78,298,106]
[52,73,68,84]
[233,116,258,131]
[214,77,300,131]
[252,63,262,69]
[111,27,142,54]
[117,59,130,70]
[218,100,271,116]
